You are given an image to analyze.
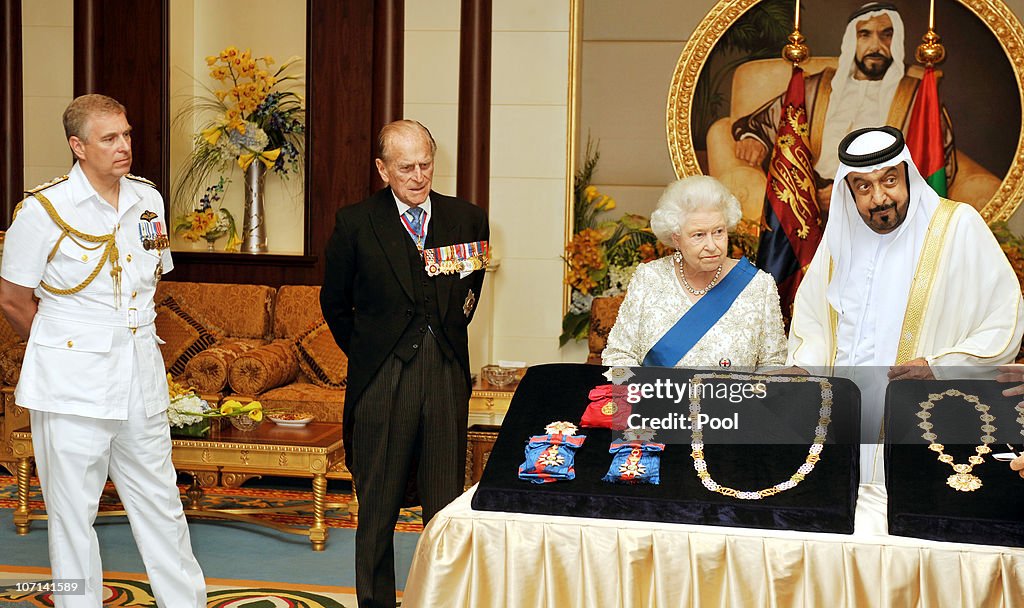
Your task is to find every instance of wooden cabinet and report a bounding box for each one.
[464,379,516,487]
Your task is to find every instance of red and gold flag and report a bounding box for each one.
[755,66,823,322]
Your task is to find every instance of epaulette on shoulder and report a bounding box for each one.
[126,174,157,188]
[25,175,69,195]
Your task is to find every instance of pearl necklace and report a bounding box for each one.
[689,373,832,500]
[676,253,723,296]
[916,389,996,492]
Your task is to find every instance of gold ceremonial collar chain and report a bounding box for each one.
[916,389,1017,492]
[688,373,832,500]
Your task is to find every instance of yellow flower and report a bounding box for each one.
[599,196,616,211]
[564,228,606,294]
[167,374,192,398]
[224,233,242,252]
[201,125,223,145]
[238,148,281,170]
[220,400,243,415]
[584,185,598,203]
[248,409,263,422]
[206,55,218,66]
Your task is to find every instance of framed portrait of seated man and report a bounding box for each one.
[668,0,1024,225]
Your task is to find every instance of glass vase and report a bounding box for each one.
[230,415,261,432]
[171,421,210,438]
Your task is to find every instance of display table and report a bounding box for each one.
[402,483,1024,607]
[472,364,861,533]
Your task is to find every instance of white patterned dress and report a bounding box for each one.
[602,256,787,370]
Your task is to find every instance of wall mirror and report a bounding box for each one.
[168,0,307,255]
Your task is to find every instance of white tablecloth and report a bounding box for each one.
[402,484,1024,607]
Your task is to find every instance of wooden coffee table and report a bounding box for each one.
[10,421,347,551]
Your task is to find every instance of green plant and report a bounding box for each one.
[992,222,1024,287]
[561,142,669,345]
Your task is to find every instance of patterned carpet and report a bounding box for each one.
[0,568,364,607]
[0,475,423,533]
[0,474,423,606]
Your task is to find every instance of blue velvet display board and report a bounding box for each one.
[472,363,861,534]
[885,379,1024,547]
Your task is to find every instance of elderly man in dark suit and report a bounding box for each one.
[321,119,489,608]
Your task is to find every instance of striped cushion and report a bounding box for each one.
[293,321,347,389]
[155,296,220,377]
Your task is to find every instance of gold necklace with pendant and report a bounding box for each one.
[916,389,995,492]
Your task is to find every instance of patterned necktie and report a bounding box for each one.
[403,206,426,248]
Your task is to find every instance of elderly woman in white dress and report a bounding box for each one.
[602,175,786,370]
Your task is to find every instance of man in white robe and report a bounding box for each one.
[787,126,1023,483]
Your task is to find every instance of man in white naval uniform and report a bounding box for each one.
[0,95,206,607]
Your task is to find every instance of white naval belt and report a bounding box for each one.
[36,301,157,330]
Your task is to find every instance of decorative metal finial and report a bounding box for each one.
[916,29,946,66]
[782,30,810,65]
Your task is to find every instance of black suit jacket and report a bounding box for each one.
[320,187,489,459]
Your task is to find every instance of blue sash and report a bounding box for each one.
[642,257,758,367]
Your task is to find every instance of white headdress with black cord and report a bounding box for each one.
[817,3,906,177]
[824,126,939,367]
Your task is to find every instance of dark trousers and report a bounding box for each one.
[352,332,469,608]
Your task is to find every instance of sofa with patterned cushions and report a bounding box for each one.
[197,284,347,425]
[0,314,27,475]
[0,281,349,478]
[155,281,276,401]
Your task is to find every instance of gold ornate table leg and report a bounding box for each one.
[309,473,328,551]
[14,457,32,535]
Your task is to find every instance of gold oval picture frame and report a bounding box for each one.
[667,0,1024,223]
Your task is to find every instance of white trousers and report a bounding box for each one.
[29,393,206,607]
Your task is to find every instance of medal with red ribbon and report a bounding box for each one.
[421,240,490,276]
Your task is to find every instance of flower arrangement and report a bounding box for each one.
[173,178,239,250]
[992,222,1024,286]
[173,46,305,209]
[167,374,263,436]
[561,142,670,345]
[992,219,1024,366]
[728,217,761,261]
